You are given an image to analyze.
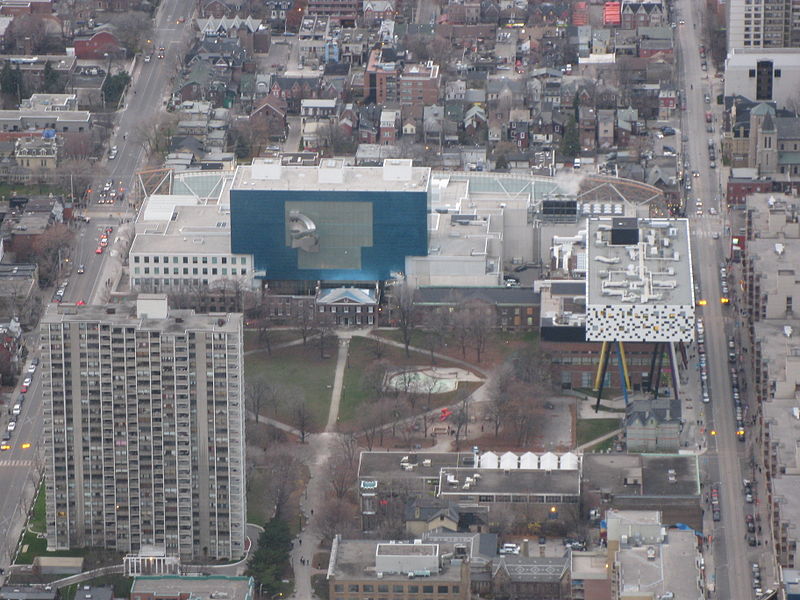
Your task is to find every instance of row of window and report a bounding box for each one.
[134,267,246,276]
[334,584,459,594]
[133,255,247,265]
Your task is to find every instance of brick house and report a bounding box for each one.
[249,95,288,141]
[73,30,125,60]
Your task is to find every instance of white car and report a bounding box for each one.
[12,404,20,415]
[22,377,31,386]
[108,146,118,160]
[7,421,15,432]
[27,364,35,373]
[499,543,520,555]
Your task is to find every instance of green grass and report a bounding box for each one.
[244,343,336,431]
[28,482,46,534]
[338,336,484,424]
[15,531,100,565]
[576,418,622,447]
[243,329,302,352]
[374,329,538,367]
[585,436,618,453]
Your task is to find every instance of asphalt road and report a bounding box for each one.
[674,3,772,599]
[0,0,193,577]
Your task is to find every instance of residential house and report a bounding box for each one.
[200,0,247,18]
[463,104,487,135]
[446,80,466,102]
[620,0,666,29]
[249,95,287,141]
[357,104,380,143]
[307,0,360,23]
[363,0,394,24]
[578,106,597,153]
[300,98,338,118]
[195,16,267,56]
[14,136,57,171]
[625,396,681,451]
[270,75,336,114]
[363,47,400,104]
[414,287,540,331]
[423,104,444,145]
[597,109,615,148]
[379,108,399,145]
[73,29,125,60]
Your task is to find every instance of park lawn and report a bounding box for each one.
[576,418,623,447]
[28,482,46,534]
[243,329,302,352]
[338,336,484,425]
[374,329,538,368]
[244,343,336,431]
[15,531,100,565]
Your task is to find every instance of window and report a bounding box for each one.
[144,256,150,263]
[334,585,344,593]
[452,586,460,593]
[183,268,188,274]
[775,69,782,77]
[749,68,757,77]
[183,257,189,264]
[212,257,218,264]
[134,256,140,263]
[222,268,228,275]
[222,257,227,264]
[437,585,449,593]
[144,268,150,274]
[422,585,433,594]
[202,268,208,275]
[154,256,159,263]
[192,268,198,275]
[134,268,140,274]
[348,585,359,593]
[407,585,419,593]
[173,257,179,263]
[231,257,237,264]
[212,268,218,275]
[393,585,403,593]
[362,585,374,593]
[788,297,793,313]
[202,257,208,264]
[378,585,389,593]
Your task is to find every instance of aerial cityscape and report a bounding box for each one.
[0,0,796,597]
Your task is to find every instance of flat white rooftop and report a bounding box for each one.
[231,159,431,193]
[586,217,695,342]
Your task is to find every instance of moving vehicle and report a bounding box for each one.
[108,146,117,160]
[77,264,85,274]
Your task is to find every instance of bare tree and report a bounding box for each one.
[108,12,153,55]
[388,279,417,357]
[245,376,270,423]
[316,497,356,545]
[450,306,472,359]
[337,432,360,471]
[328,453,356,500]
[371,337,386,360]
[486,364,514,437]
[466,299,495,363]
[421,310,447,365]
[19,224,74,286]
[358,398,393,450]
[316,312,337,359]
[361,360,389,400]
[452,391,471,451]
[293,396,311,443]
[262,449,302,520]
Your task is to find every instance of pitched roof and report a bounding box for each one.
[493,556,569,582]
[196,16,262,33]
[251,94,287,118]
[317,287,376,304]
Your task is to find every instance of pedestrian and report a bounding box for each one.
[310,509,314,515]
[299,538,302,546]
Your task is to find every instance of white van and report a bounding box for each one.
[573,157,581,169]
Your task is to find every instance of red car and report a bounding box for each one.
[96,246,103,254]
[20,384,28,393]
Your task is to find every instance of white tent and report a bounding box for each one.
[479,451,499,469]
[500,452,519,470]
[560,452,579,470]
[540,452,558,471]
[520,451,539,469]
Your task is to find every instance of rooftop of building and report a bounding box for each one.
[746,192,800,239]
[753,320,800,397]
[42,296,242,334]
[1,55,75,71]
[0,586,57,600]
[581,453,700,498]
[130,576,253,600]
[586,217,693,307]
[615,529,697,599]
[132,196,236,256]
[73,586,111,600]
[493,555,569,582]
[231,159,430,193]
[358,451,469,481]
[0,109,90,121]
[328,538,463,582]
[438,467,580,496]
[570,551,610,580]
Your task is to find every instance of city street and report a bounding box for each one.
[0,0,194,578]
[675,0,775,598]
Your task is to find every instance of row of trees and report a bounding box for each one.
[390,281,497,363]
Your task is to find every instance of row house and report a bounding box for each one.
[620,0,666,30]
[269,75,338,114]
[363,0,394,24]
[195,16,269,56]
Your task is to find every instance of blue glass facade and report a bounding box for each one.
[230,189,428,281]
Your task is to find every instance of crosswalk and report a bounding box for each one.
[0,459,34,468]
